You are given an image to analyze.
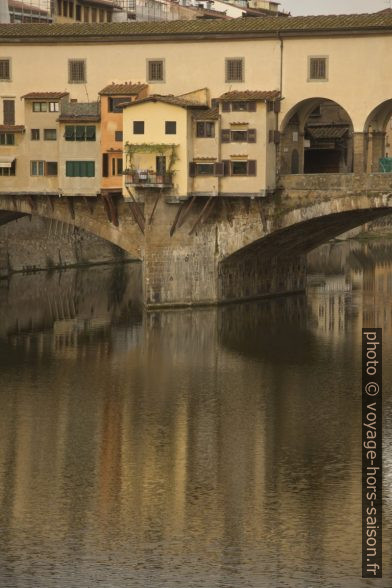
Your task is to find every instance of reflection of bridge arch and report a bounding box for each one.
[279,98,354,175]
[0,195,143,261]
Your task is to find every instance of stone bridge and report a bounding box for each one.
[1,174,392,307]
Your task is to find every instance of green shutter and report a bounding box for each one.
[65,126,75,141]
[86,126,96,141]
[87,161,95,177]
[76,126,86,141]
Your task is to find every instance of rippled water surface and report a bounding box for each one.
[1,244,392,587]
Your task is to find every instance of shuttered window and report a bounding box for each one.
[309,57,328,81]
[165,121,176,135]
[147,60,164,82]
[65,161,95,177]
[46,162,58,176]
[222,160,257,176]
[31,160,45,176]
[189,162,225,177]
[0,159,15,176]
[133,121,144,134]
[115,131,123,142]
[225,58,244,83]
[102,153,109,177]
[3,100,15,125]
[0,59,10,81]
[64,125,96,141]
[221,129,257,143]
[0,133,14,145]
[68,59,86,83]
[44,129,57,141]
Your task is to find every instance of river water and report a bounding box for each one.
[0,241,392,588]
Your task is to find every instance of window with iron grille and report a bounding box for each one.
[31,129,40,140]
[309,57,328,81]
[0,59,10,81]
[165,121,176,135]
[147,60,164,82]
[68,59,86,84]
[31,160,45,176]
[0,133,14,145]
[196,122,215,138]
[44,129,57,141]
[225,58,244,83]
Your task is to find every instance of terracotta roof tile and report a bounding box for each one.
[192,107,219,120]
[218,90,280,101]
[22,92,69,100]
[0,125,25,133]
[2,13,392,42]
[127,94,208,109]
[99,82,148,96]
[307,125,349,139]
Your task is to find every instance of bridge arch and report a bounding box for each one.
[279,98,354,176]
[363,99,392,172]
[218,192,392,302]
[0,195,144,261]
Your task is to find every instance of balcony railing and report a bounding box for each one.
[124,170,173,188]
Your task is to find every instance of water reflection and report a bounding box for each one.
[0,246,392,587]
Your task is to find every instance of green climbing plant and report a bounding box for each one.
[124,143,179,174]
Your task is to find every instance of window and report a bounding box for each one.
[63,0,68,16]
[225,58,244,83]
[99,8,104,21]
[0,133,14,145]
[165,121,176,135]
[64,125,96,141]
[3,100,15,125]
[231,130,248,142]
[309,57,328,81]
[109,97,126,113]
[232,101,255,112]
[49,102,59,112]
[66,160,95,177]
[69,1,74,17]
[76,4,81,20]
[83,6,89,20]
[133,121,144,134]
[147,59,164,82]
[46,162,58,176]
[0,160,15,176]
[91,7,97,21]
[44,129,57,141]
[57,0,61,15]
[196,121,215,138]
[229,160,256,176]
[221,128,256,143]
[68,59,86,84]
[31,160,45,176]
[33,102,48,112]
[115,130,123,142]
[0,59,10,81]
[112,157,123,176]
[196,163,214,175]
[31,129,40,140]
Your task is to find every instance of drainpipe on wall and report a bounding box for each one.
[276,33,284,180]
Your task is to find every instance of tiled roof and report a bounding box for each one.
[218,90,280,101]
[1,13,392,42]
[0,125,25,133]
[21,92,69,100]
[99,82,148,96]
[127,94,208,109]
[58,101,100,121]
[192,107,219,120]
[307,125,349,139]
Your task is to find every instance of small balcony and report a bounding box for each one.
[124,170,173,188]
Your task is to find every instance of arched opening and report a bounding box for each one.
[364,99,392,173]
[280,98,354,175]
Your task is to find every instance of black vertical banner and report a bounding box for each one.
[362,328,382,578]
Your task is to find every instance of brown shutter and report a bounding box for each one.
[222,160,230,176]
[102,153,109,177]
[273,130,281,144]
[248,101,257,112]
[189,162,196,177]
[248,129,257,143]
[221,129,231,143]
[222,102,230,112]
[248,160,257,176]
[273,100,281,113]
[3,100,15,125]
[214,162,224,176]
